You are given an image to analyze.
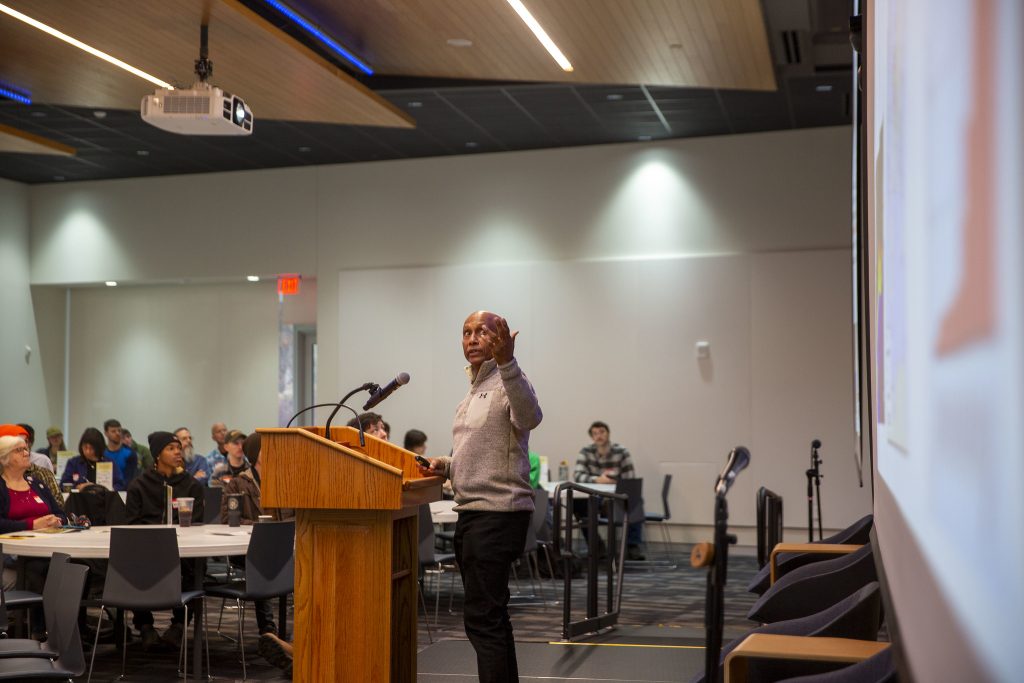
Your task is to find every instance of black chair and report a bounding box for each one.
[418,504,456,625]
[0,563,89,680]
[63,485,127,526]
[512,488,551,601]
[0,553,70,659]
[86,527,206,682]
[747,544,877,624]
[747,514,873,595]
[644,474,674,559]
[203,487,223,524]
[204,521,295,680]
[776,646,896,683]
[691,582,883,683]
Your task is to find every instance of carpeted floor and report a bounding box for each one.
[75,542,761,681]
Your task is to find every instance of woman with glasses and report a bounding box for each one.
[0,433,66,639]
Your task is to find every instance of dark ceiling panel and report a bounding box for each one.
[0,72,852,184]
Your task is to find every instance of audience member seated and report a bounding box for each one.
[346,411,388,440]
[102,418,138,484]
[0,425,63,506]
[60,427,126,492]
[36,426,66,470]
[0,434,67,637]
[174,427,209,485]
[211,430,250,485]
[125,431,205,650]
[121,427,153,472]
[573,420,645,560]
[404,429,428,455]
[206,421,229,484]
[218,432,277,636]
[16,423,54,473]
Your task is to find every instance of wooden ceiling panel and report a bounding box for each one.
[0,0,414,127]
[0,122,75,155]
[299,0,776,90]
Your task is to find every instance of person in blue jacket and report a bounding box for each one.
[60,427,126,492]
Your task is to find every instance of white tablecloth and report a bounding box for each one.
[0,524,252,559]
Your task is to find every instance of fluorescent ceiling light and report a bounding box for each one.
[505,0,573,72]
[0,3,174,89]
[259,0,374,75]
[246,275,260,282]
[105,281,118,287]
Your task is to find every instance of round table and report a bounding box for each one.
[0,523,252,558]
[1,524,254,680]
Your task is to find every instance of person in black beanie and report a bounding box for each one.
[125,431,205,650]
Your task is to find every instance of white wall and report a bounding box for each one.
[27,126,868,530]
[0,178,51,433]
[65,282,279,453]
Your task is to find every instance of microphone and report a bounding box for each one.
[715,446,751,496]
[811,439,821,449]
[363,373,410,410]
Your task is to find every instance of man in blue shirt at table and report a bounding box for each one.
[103,419,138,484]
[125,431,205,650]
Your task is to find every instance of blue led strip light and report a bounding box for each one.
[260,0,374,75]
[0,83,31,104]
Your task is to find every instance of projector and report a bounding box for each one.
[141,83,253,135]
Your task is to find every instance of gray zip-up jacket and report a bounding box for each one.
[437,357,542,513]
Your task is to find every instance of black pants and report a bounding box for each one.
[454,510,531,683]
[229,556,276,634]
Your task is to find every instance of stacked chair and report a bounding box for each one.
[699,513,898,683]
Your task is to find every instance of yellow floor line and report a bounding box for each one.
[547,641,704,650]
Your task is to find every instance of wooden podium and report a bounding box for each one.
[258,425,443,683]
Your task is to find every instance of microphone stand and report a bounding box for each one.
[806,440,824,541]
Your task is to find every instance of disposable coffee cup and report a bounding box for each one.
[226,494,243,527]
[177,497,195,527]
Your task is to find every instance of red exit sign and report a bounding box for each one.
[277,274,301,296]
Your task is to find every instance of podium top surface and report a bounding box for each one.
[257,426,442,510]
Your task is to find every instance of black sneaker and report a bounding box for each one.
[626,545,646,561]
[138,624,161,651]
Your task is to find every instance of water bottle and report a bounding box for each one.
[558,460,569,481]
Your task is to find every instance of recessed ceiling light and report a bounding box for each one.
[136,150,149,156]
[297,146,311,152]
[105,281,117,287]
[638,135,652,141]
[407,101,423,108]
[93,110,107,119]
[446,38,473,48]
[0,3,174,89]
[465,141,479,149]
[505,0,573,72]
[606,93,623,101]
[246,275,260,282]
[815,84,834,93]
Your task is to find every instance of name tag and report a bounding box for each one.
[33,496,44,504]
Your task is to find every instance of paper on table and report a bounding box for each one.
[95,462,113,490]
[56,451,75,477]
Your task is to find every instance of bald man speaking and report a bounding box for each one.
[420,311,542,683]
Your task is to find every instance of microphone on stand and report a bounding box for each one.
[363,373,410,411]
[715,446,751,497]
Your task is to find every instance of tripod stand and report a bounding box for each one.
[806,439,824,541]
